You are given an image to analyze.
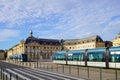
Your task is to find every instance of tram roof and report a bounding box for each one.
[68,49,86,53]
[87,47,107,52]
[109,46,120,51]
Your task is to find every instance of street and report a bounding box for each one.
[0,61,84,80]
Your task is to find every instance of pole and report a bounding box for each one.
[100,68,102,80]
[87,67,89,79]
[1,68,2,79]
[10,73,11,80]
[116,69,117,80]
[37,52,38,68]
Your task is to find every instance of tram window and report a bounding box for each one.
[72,53,84,61]
[56,54,60,60]
[68,55,73,61]
[78,53,84,61]
[53,53,65,60]
[110,54,115,62]
[62,54,66,60]
[52,54,56,60]
[58,54,65,60]
[88,52,104,62]
[73,53,79,61]
[116,55,120,62]
[110,53,120,62]
[88,53,94,61]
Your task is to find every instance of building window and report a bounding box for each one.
[51,47,52,49]
[44,47,46,49]
[87,40,89,43]
[92,40,94,42]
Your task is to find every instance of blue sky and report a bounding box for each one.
[0,0,120,49]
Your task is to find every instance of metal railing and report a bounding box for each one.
[5,60,120,80]
[0,67,26,80]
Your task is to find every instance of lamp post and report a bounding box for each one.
[60,39,64,51]
[33,46,35,62]
[66,50,69,65]
[37,47,38,68]
[4,50,7,61]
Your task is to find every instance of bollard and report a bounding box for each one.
[77,66,79,77]
[116,69,117,80]
[100,68,102,80]
[51,64,53,72]
[25,62,26,67]
[3,69,4,80]
[87,67,89,79]
[57,64,58,72]
[6,74,7,80]
[40,62,41,69]
[47,63,48,71]
[1,68,2,79]
[69,65,71,75]
[9,73,11,80]
[63,65,64,74]
[29,62,31,68]
[16,75,18,80]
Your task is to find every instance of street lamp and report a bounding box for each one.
[4,50,7,61]
[36,52,38,68]
[66,50,69,65]
[33,46,35,61]
[60,39,64,51]
[37,47,38,68]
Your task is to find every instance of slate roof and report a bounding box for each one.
[64,35,103,45]
[0,50,5,53]
[24,36,61,45]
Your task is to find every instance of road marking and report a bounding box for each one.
[24,68,71,80]
[17,68,58,80]
[13,68,46,80]
[34,68,85,80]
[6,68,31,80]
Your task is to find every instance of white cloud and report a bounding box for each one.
[0,0,120,41]
[0,29,20,42]
[101,19,120,40]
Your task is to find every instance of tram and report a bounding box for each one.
[9,54,27,62]
[52,46,120,69]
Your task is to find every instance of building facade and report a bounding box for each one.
[0,50,7,60]
[112,33,120,46]
[7,31,115,61]
[63,35,105,50]
[7,31,61,61]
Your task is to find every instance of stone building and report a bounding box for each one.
[63,35,105,50]
[7,31,113,61]
[7,30,61,61]
[112,33,120,46]
[0,50,7,60]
